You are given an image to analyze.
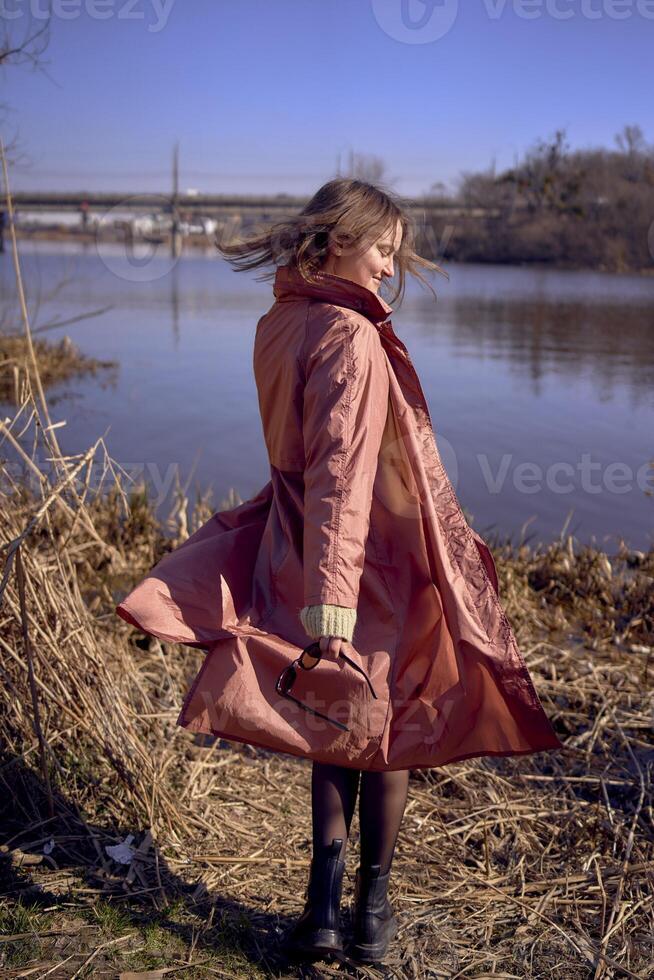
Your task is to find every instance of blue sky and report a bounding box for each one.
[2,0,652,197]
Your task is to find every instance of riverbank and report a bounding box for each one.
[9,226,221,254]
[0,331,118,403]
[1,424,652,975]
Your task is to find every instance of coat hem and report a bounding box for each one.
[117,592,565,769]
[114,601,272,651]
[175,709,565,772]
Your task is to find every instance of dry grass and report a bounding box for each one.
[0,332,118,404]
[1,142,653,978]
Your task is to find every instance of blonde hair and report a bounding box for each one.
[214,177,448,307]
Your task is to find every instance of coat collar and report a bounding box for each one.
[273,263,393,322]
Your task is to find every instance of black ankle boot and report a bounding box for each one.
[347,863,398,963]
[286,837,346,958]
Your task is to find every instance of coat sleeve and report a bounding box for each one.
[300,312,389,613]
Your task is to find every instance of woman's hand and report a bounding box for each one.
[318,635,347,661]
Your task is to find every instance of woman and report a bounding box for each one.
[116,178,563,965]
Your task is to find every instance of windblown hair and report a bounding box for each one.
[214,177,448,307]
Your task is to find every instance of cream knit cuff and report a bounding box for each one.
[299,604,357,642]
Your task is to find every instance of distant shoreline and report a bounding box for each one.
[7,227,654,277]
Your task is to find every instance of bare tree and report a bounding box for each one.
[615,124,647,157]
[429,180,448,197]
[614,124,652,183]
[0,3,51,67]
[347,152,389,184]
[1,3,53,164]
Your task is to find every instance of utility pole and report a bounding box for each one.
[171,141,181,258]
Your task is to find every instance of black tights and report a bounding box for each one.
[310,762,410,874]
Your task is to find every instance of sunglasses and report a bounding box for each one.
[275,640,378,733]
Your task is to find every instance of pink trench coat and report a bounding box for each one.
[115,264,563,771]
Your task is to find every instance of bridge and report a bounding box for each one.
[8,191,492,224]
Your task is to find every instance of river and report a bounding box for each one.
[2,239,653,553]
